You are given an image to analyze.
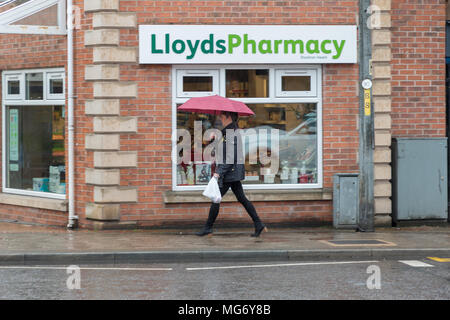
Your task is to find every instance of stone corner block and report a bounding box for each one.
[85,64,120,81]
[93,12,137,29]
[86,203,120,221]
[85,133,120,150]
[85,168,121,185]
[93,116,137,133]
[93,47,137,64]
[93,81,137,99]
[94,186,138,203]
[94,151,137,168]
[84,0,119,13]
[84,29,120,47]
[85,99,120,116]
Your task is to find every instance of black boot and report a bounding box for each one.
[195,227,213,237]
[251,223,268,237]
[196,203,220,236]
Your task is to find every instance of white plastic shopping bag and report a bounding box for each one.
[202,177,222,203]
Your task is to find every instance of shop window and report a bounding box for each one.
[4,73,23,100]
[176,70,219,97]
[275,69,317,97]
[173,66,322,190]
[26,72,44,100]
[2,68,65,199]
[226,69,269,98]
[46,72,65,100]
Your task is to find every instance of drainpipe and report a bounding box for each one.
[66,0,78,229]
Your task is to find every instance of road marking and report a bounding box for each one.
[399,260,434,268]
[0,266,173,271]
[427,257,450,262]
[185,260,379,271]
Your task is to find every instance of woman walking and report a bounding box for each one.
[196,111,267,237]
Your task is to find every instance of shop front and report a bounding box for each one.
[0,0,446,229]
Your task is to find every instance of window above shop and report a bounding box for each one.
[0,0,66,35]
[172,65,322,192]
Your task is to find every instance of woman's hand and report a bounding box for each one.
[213,173,220,179]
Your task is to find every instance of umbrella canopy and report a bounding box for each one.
[177,95,255,116]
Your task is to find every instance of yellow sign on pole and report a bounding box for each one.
[364,89,371,116]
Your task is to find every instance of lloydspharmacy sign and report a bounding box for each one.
[139,25,357,64]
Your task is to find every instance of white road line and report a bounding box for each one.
[0,266,173,271]
[398,260,434,268]
[186,260,379,271]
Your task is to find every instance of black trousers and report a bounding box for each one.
[204,180,263,229]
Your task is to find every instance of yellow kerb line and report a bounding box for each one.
[427,257,450,262]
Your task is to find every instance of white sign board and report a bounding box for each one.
[139,25,357,64]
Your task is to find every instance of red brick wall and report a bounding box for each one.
[0,33,68,227]
[94,0,360,228]
[0,1,361,228]
[391,0,446,137]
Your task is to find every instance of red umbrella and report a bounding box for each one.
[177,95,255,116]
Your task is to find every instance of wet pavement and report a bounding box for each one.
[0,221,448,261]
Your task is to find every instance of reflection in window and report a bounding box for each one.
[7,80,20,95]
[226,69,269,98]
[176,103,317,186]
[6,105,66,194]
[50,78,63,94]
[183,76,213,92]
[282,76,311,91]
[26,73,43,100]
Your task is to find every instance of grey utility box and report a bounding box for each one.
[333,173,359,229]
[392,138,448,225]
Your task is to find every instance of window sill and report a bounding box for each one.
[0,193,68,212]
[164,188,332,204]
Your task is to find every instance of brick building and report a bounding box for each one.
[0,0,446,229]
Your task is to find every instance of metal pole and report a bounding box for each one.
[358,0,374,232]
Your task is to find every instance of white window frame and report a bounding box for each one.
[172,64,323,192]
[3,73,24,100]
[46,71,65,100]
[2,67,66,200]
[0,0,66,35]
[275,69,318,98]
[176,69,219,98]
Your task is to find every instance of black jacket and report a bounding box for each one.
[216,122,245,186]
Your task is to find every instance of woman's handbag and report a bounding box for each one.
[202,177,222,203]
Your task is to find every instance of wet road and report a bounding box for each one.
[0,257,448,300]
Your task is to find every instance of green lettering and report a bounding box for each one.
[216,39,226,54]
[332,40,345,59]
[243,34,256,54]
[228,34,241,54]
[320,40,332,54]
[258,40,272,54]
[186,40,200,60]
[284,40,304,54]
[306,40,320,54]
[165,34,170,53]
[274,40,283,54]
[172,39,186,54]
[151,34,163,54]
[201,34,214,54]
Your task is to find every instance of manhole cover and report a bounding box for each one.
[319,239,396,247]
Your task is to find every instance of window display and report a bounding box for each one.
[174,66,321,189]
[2,68,66,198]
[6,105,66,194]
